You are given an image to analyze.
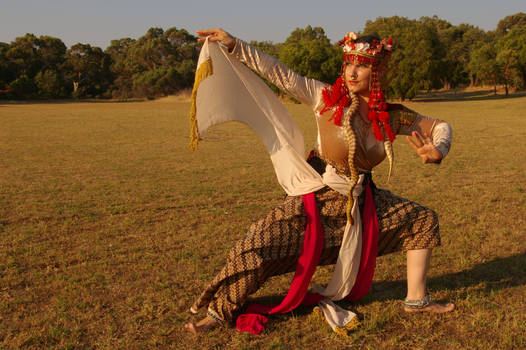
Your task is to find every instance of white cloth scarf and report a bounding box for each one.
[193,39,366,332]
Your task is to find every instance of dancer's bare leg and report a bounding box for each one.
[405,248,455,313]
[184,316,219,335]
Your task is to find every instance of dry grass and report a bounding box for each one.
[0,96,525,349]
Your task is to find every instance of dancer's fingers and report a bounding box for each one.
[197,35,221,44]
[406,135,420,151]
[196,29,220,37]
[412,131,426,146]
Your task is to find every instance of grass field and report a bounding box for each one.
[1,96,525,349]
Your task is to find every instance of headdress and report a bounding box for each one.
[321,32,394,142]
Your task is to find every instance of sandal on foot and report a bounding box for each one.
[404,294,433,309]
[404,294,455,313]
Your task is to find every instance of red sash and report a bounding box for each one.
[236,184,379,334]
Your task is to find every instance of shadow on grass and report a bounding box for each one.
[244,252,526,314]
[364,251,526,304]
[413,89,526,102]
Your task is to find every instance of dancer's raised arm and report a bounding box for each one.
[196,28,326,109]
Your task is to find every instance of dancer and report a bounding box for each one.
[185,28,454,335]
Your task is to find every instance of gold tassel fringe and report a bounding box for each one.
[313,307,361,338]
[334,317,361,338]
[189,58,213,151]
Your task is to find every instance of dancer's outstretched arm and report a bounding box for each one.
[196,28,326,110]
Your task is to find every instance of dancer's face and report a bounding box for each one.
[343,62,371,96]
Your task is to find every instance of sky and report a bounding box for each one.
[1,0,524,49]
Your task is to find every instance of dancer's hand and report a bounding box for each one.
[406,131,443,164]
[196,28,235,50]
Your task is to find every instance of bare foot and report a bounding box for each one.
[184,316,219,335]
[404,302,455,314]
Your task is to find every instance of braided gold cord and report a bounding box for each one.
[384,140,394,182]
[342,93,360,224]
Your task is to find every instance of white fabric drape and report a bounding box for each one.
[196,39,324,196]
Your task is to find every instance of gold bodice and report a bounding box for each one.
[317,109,387,177]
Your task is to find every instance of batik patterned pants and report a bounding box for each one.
[191,185,440,322]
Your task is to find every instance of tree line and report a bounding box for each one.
[0,27,199,100]
[0,13,525,101]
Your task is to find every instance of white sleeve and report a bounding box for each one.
[230,38,326,110]
[432,122,452,158]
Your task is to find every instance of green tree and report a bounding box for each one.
[108,27,198,98]
[36,36,68,97]
[106,38,136,98]
[34,69,66,98]
[65,43,112,98]
[249,40,281,58]
[364,16,444,100]
[129,28,169,71]
[38,36,67,71]
[496,12,526,35]
[496,26,526,90]
[2,34,68,98]
[8,74,37,98]
[4,34,42,98]
[422,17,487,88]
[468,42,500,93]
[132,66,181,98]
[6,34,42,79]
[279,25,340,84]
[165,27,199,91]
[496,48,521,96]
[0,42,10,93]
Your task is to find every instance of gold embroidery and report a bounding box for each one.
[389,109,419,127]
